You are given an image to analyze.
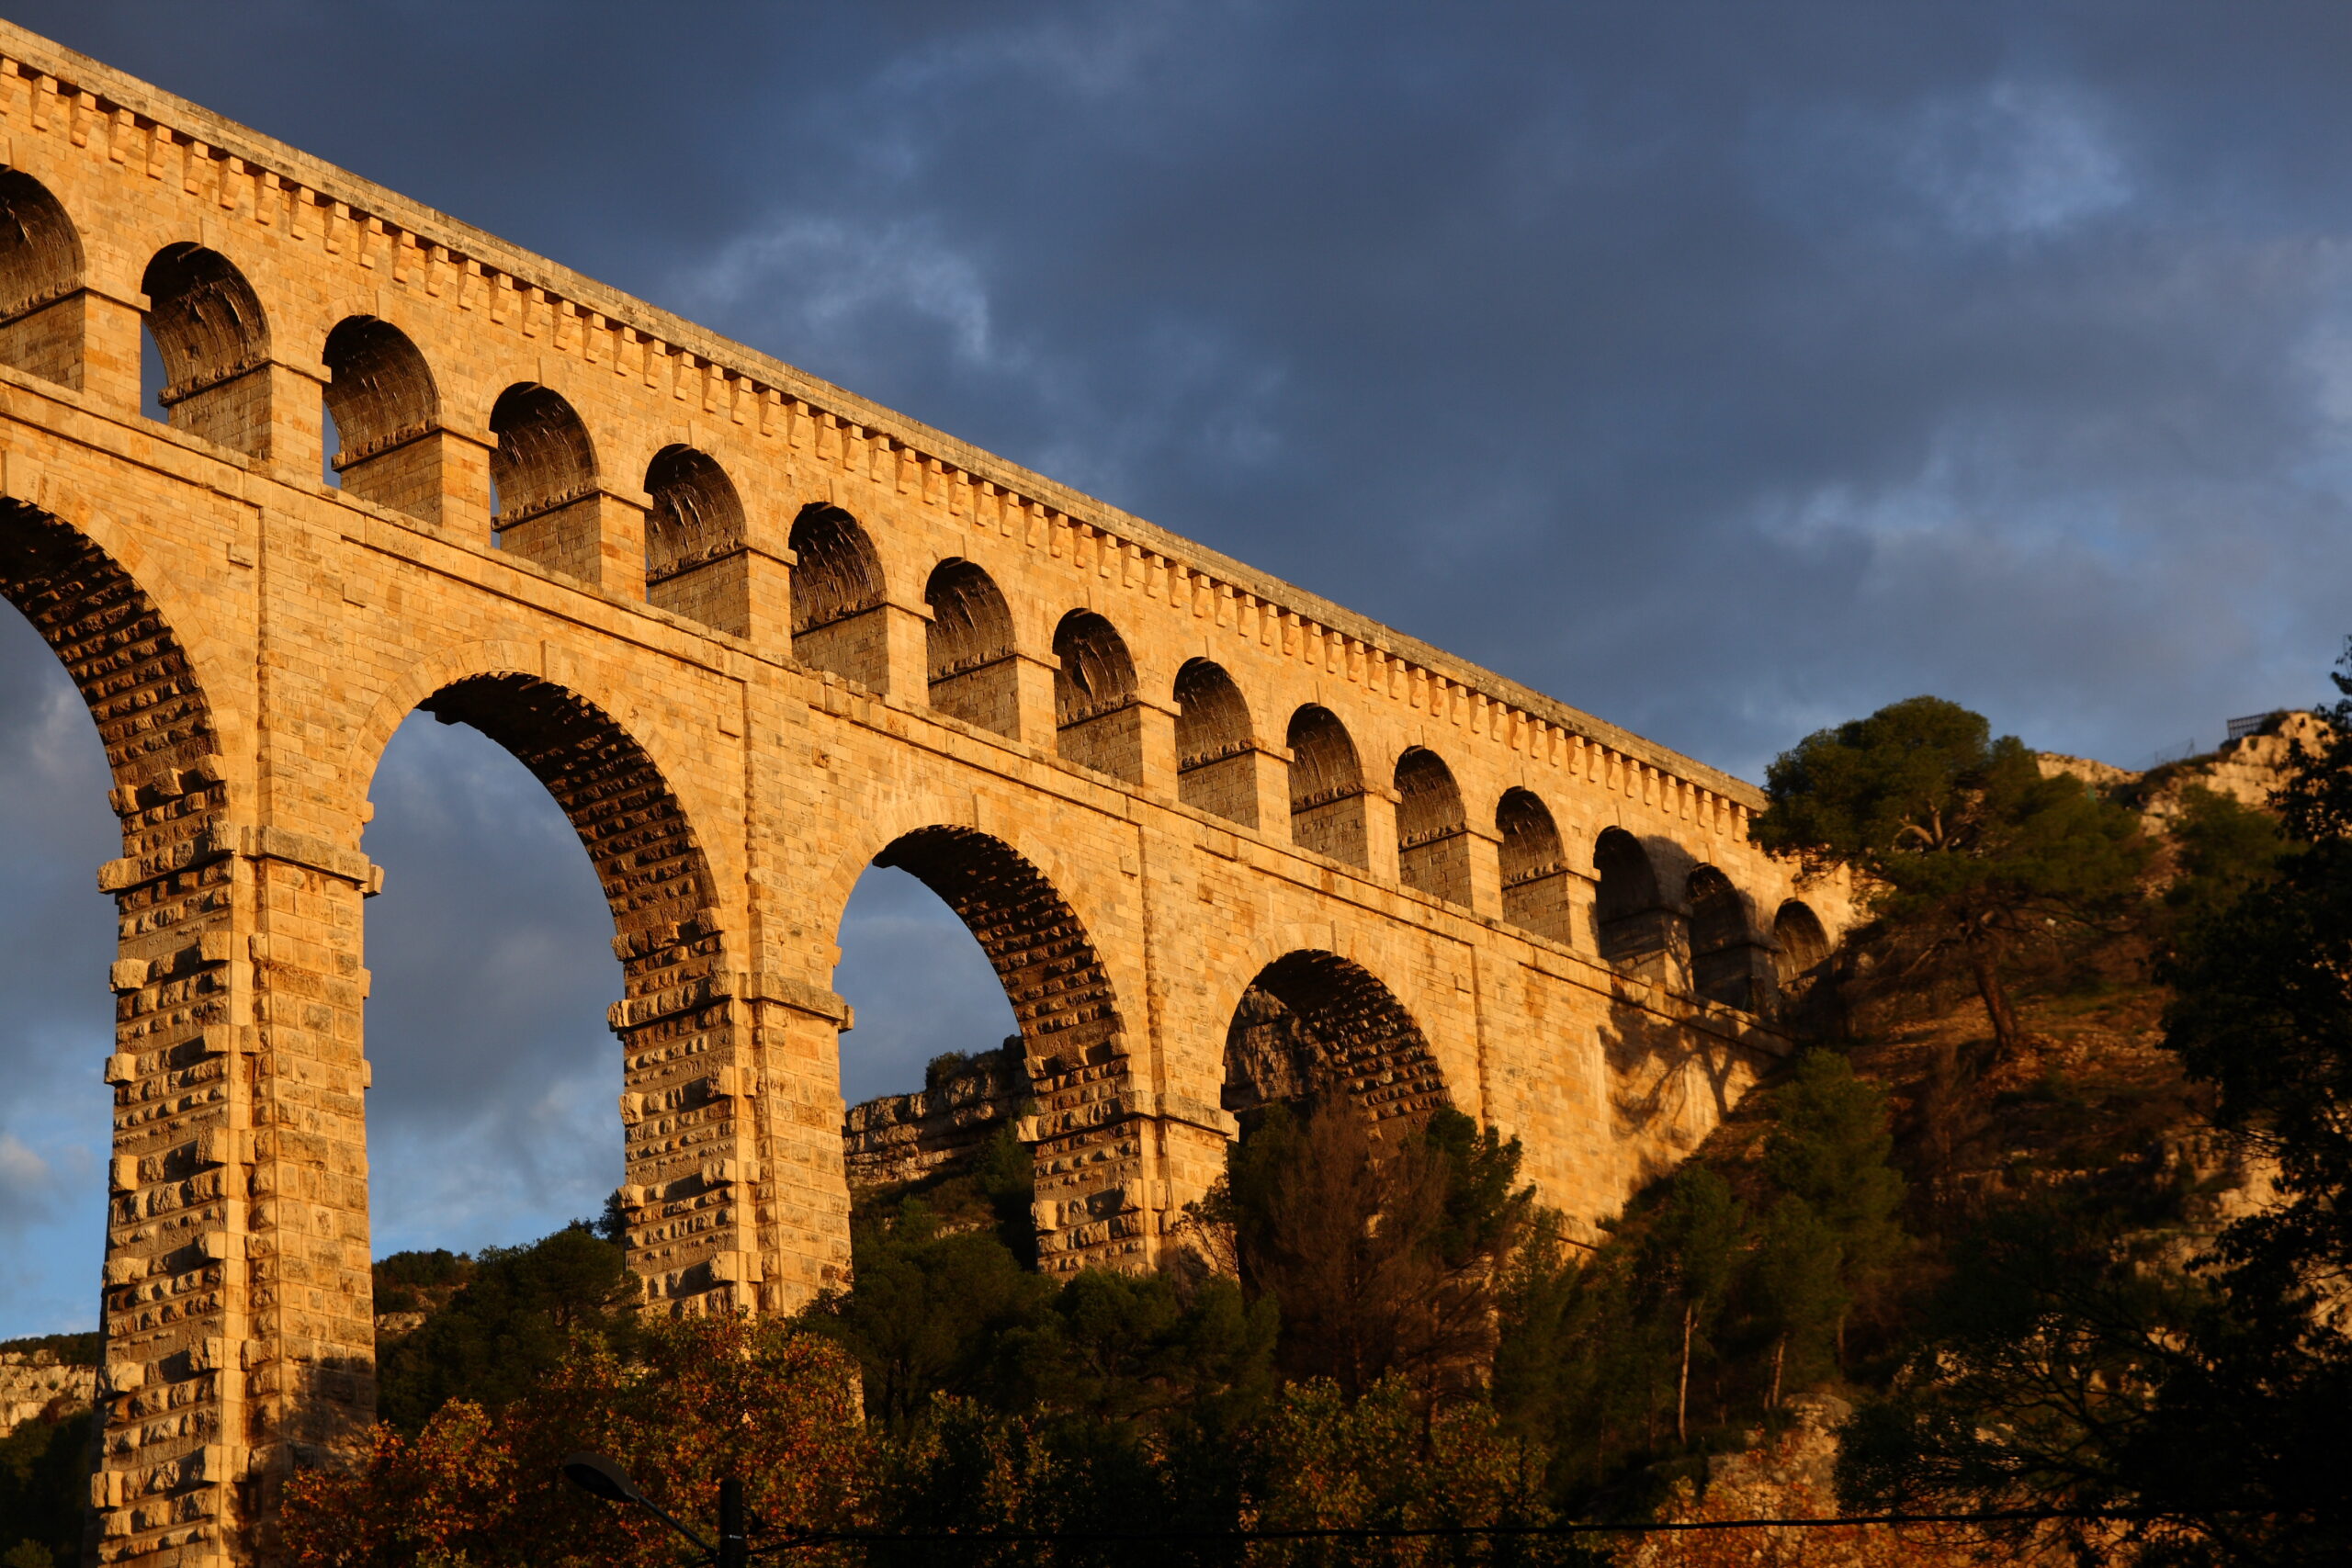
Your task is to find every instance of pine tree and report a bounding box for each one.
[1761,1050,1905,1364]
[1747,1196,1845,1410]
[1752,695,2150,1066]
[1644,1166,1742,1445]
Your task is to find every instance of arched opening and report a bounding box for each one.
[923,558,1018,739]
[0,168,87,387]
[322,316,440,521]
[360,706,628,1273]
[0,501,238,1527]
[0,572,114,1342]
[860,826,1137,1270]
[1174,658,1256,826]
[1497,788,1571,943]
[1052,610,1143,782]
[1594,827,1674,975]
[1223,951,1447,1134]
[831,856,1026,1258]
[141,243,270,456]
[643,446,749,633]
[787,504,888,689]
[1394,748,1469,905]
[1772,899,1831,1020]
[394,675,741,1309]
[1286,705,1368,869]
[1687,866,1758,1010]
[489,384,599,572]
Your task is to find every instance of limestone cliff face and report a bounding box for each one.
[2038,710,2326,823]
[0,1348,95,1438]
[842,1043,1033,1191]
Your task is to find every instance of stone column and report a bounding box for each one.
[1010,650,1061,749]
[1250,745,1294,839]
[1461,825,1503,919]
[610,953,772,1314]
[1362,784,1402,885]
[254,362,326,483]
[92,792,250,1568]
[1131,695,1180,798]
[1139,1094,1237,1265]
[91,816,379,1568]
[741,973,854,1309]
[0,283,144,403]
[877,598,933,701]
[237,829,379,1557]
[434,425,496,544]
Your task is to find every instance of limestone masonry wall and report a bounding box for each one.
[0,19,1854,1565]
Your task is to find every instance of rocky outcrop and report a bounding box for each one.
[0,1348,95,1438]
[842,1043,1033,1190]
[2038,711,2327,824]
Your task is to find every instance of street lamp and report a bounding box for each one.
[560,1451,749,1568]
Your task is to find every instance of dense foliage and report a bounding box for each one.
[1836,673,2352,1565]
[0,1404,88,1568]
[41,683,2352,1565]
[373,1224,637,1433]
[1754,694,2150,1066]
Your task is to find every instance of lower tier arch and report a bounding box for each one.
[1222,949,1449,1133]
[869,824,1143,1269]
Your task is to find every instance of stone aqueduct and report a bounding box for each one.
[0,24,1850,1566]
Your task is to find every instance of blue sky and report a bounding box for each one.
[8,0,2352,1334]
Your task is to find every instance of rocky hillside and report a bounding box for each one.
[0,1338,94,1439]
[2040,709,2324,822]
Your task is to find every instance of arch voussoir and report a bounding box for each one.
[407,671,760,1310]
[865,823,1146,1270]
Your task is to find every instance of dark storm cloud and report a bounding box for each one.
[8,0,2352,1326]
[358,718,628,1256]
[0,604,118,1330]
[834,869,1019,1108]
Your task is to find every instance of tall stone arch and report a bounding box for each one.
[1174,658,1259,827]
[1687,864,1761,1010]
[865,824,1142,1269]
[1223,950,1448,1132]
[923,558,1020,739]
[322,315,440,522]
[375,672,757,1309]
[642,445,751,634]
[1394,747,1470,905]
[1497,787,1572,943]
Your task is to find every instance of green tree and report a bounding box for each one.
[1494,1213,1678,1506]
[999,1264,1278,1428]
[1837,1193,2233,1567]
[374,1224,635,1432]
[2158,784,2290,945]
[1752,695,2150,1066]
[1746,1196,1844,1411]
[0,1402,90,1568]
[1761,1050,1905,1335]
[1201,1100,1532,1399]
[797,1194,1052,1428]
[281,1316,867,1568]
[1642,1166,1741,1446]
[1840,659,2352,1566]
